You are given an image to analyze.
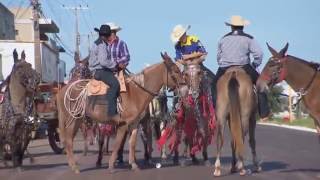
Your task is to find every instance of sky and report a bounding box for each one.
[2,0,320,75]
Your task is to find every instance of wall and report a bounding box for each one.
[0,3,15,40]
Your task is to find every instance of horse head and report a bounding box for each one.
[69,56,91,81]
[161,52,185,90]
[11,50,40,94]
[183,58,204,99]
[256,43,289,93]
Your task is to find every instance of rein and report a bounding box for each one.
[124,63,182,98]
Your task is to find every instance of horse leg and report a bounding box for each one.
[96,129,104,167]
[106,136,110,154]
[202,136,211,167]
[82,125,88,156]
[249,114,261,173]
[160,121,167,160]
[129,128,140,171]
[65,121,81,174]
[213,121,225,177]
[108,125,127,173]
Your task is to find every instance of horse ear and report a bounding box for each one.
[266,43,278,57]
[13,49,18,63]
[161,52,174,65]
[279,43,289,57]
[21,50,26,61]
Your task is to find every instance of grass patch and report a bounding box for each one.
[264,117,315,129]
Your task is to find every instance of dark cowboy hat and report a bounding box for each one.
[94,24,111,37]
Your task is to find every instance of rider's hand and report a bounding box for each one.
[118,63,126,70]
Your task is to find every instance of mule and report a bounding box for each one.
[56,53,184,173]
[213,67,261,176]
[257,43,320,141]
[0,50,40,168]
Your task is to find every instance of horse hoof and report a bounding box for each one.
[213,168,221,177]
[29,157,35,164]
[108,168,116,174]
[230,166,237,174]
[96,161,102,168]
[191,158,199,165]
[16,167,23,173]
[253,165,262,173]
[72,165,80,174]
[131,163,140,171]
[204,160,212,167]
[180,160,187,167]
[239,169,247,176]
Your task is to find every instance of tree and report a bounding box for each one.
[267,85,286,113]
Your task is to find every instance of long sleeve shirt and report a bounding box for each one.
[217,30,263,68]
[174,35,206,60]
[108,37,130,66]
[88,38,117,72]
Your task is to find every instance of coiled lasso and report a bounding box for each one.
[64,79,90,121]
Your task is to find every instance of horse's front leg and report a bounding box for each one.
[129,127,140,170]
[108,124,127,173]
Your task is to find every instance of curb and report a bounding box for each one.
[258,122,317,133]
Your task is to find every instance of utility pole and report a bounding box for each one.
[63,4,88,62]
[30,0,42,75]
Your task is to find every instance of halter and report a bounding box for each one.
[262,55,318,97]
[260,56,288,84]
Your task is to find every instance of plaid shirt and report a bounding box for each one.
[107,37,130,66]
[217,30,263,68]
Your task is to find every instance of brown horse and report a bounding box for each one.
[257,43,320,140]
[0,50,40,168]
[56,53,184,173]
[213,67,261,176]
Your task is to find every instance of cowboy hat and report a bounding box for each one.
[105,22,122,32]
[94,24,111,37]
[225,15,250,26]
[170,24,191,44]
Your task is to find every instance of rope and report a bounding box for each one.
[64,79,90,124]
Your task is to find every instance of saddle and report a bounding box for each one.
[87,79,109,96]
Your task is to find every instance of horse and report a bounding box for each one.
[213,66,261,176]
[157,59,216,167]
[56,53,184,173]
[0,49,40,168]
[257,43,320,141]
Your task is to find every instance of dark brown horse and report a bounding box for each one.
[257,43,320,140]
[0,50,40,168]
[214,67,261,176]
[56,53,184,173]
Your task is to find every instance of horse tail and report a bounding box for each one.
[228,72,244,158]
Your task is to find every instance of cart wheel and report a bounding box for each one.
[47,121,64,154]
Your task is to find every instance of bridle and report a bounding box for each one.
[261,55,318,97]
[260,56,288,85]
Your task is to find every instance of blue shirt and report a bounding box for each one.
[88,38,117,71]
[217,30,263,68]
[174,35,206,60]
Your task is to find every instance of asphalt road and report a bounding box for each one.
[0,125,320,180]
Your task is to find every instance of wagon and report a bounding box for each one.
[35,83,64,154]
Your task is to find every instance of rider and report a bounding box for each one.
[104,22,130,164]
[171,24,216,104]
[105,22,130,69]
[215,15,270,120]
[88,24,120,119]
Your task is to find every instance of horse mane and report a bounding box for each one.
[126,62,163,86]
[288,55,320,70]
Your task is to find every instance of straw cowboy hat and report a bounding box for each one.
[171,24,191,44]
[225,15,250,26]
[105,22,122,32]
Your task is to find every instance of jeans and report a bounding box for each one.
[94,69,120,116]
